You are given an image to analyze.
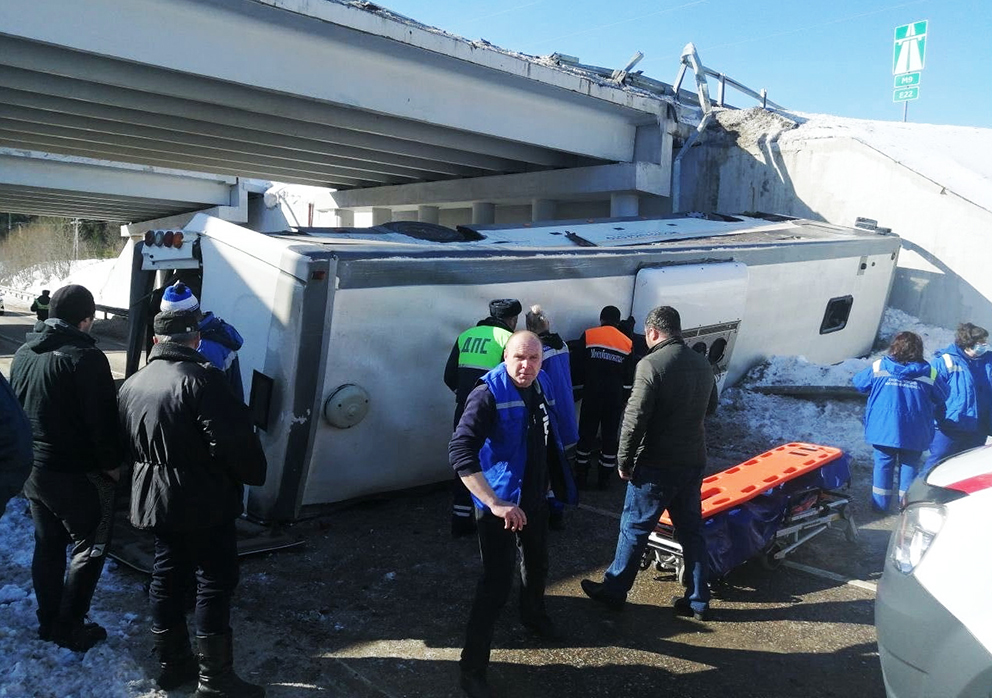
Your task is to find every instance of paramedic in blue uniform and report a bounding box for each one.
[449,331,577,698]
[571,305,635,489]
[581,306,717,620]
[852,331,948,511]
[924,322,992,473]
[444,298,521,538]
[526,304,579,529]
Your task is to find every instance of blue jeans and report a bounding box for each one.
[601,465,709,613]
[871,446,921,510]
[923,428,987,475]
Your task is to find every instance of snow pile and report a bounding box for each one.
[0,504,161,698]
[16,259,117,297]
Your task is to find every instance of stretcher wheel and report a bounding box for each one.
[639,553,652,571]
[675,561,687,587]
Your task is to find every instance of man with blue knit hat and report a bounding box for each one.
[10,284,121,652]
[159,281,246,401]
[444,298,521,538]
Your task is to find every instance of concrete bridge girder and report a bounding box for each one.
[0,0,672,192]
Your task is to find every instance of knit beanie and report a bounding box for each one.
[49,285,96,325]
[154,309,201,336]
[160,282,200,313]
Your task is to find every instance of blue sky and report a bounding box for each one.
[381,0,992,128]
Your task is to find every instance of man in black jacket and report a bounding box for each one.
[10,284,121,652]
[118,308,267,697]
[581,306,717,620]
[0,369,32,517]
[570,305,636,490]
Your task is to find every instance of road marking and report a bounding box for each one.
[783,561,877,593]
[579,502,878,594]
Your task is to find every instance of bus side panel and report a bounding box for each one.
[198,239,307,520]
[300,273,635,506]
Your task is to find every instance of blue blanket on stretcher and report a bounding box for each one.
[701,453,851,578]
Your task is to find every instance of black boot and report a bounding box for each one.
[152,624,198,690]
[596,465,613,490]
[194,630,265,698]
[575,465,590,491]
[53,619,107,652]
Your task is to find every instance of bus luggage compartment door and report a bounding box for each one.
[630,263,748,383]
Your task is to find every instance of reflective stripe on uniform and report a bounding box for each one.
[872,485,894,496]
[943,354,965,373]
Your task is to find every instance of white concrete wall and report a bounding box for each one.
[681,135,992,331]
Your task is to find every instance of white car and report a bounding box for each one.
[875,445,992,697]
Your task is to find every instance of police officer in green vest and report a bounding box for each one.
[31,289,51,322]
[444,298,521,538]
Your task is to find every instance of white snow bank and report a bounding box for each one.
[782,112,992,214]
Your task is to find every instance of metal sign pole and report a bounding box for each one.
[903,101,908,122]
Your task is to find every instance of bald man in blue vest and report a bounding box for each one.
[449,331,577,698]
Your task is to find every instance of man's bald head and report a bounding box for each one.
[504,331,543,388]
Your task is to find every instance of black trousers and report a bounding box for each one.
[577,387,625,468]
[461,506,549,673]
[22,468,116,631]
[150,521,239,636]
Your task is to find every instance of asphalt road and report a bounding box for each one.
[0,299,128,378]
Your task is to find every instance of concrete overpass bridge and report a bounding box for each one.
[0,0,682,228]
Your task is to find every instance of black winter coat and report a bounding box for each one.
[0,370,32,515]
[617,337,718,474]
[118,342,267,531]
[10,320,120,474]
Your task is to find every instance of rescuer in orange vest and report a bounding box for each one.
[571,305,635,489]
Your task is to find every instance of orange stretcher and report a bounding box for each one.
[645,442,857,583]
[659,443,845,525]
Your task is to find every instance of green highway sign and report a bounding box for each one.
[894,72,921,88]
[893,20,927,75]
[893,87,920,102]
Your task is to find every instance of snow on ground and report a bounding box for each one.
[0,504,159,698]
[14,259,118,297]
[0,307,953,696]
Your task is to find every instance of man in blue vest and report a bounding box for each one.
[449,331,577,698]
[444,298,521,538]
